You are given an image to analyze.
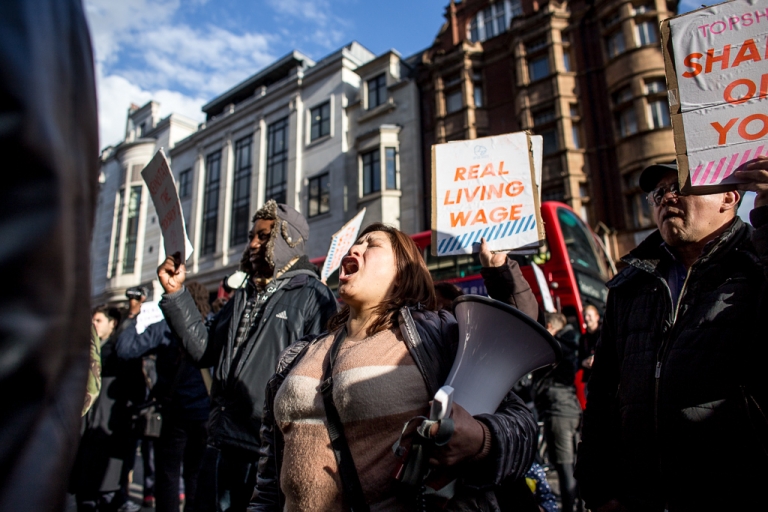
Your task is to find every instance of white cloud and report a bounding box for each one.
[83,0,353,149]
[96,68,207,149]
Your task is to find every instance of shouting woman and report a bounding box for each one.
[251,223,539,511]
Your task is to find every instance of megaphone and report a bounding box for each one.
[445,294,561,416]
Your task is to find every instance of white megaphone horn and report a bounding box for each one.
[444,295,562,416]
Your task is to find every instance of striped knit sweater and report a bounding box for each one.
[273,328,431,511]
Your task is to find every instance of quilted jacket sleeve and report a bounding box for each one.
[480,257,539,319]
[466,390,538,488]
[159,287,227,368]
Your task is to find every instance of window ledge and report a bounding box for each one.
[359,99,397,123]
[306,133,332,149]
[308,210,333,221]
[359,189,402,203]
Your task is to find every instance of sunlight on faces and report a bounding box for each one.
[92,312,116,341]
[338,231,398,310]
[652,171,739,247]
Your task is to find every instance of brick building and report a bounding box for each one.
[416,0,678,256]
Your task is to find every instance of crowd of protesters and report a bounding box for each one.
[5,2,768,510]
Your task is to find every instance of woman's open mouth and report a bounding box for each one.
[340,257,359,280]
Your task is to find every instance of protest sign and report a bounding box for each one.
[661,0,768,192]
[135,301,164,334]
[141,149,194,261]
[321,208,367,281]
[431,132,544,257]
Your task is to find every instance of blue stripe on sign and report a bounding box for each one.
[500,221,512,238]
[438,238,447,253]
[515,216,527,234]
[447,235,459,253]
[462,232,474,248]
[526,215,536,231]
[451,234,466,252]
[507,219,519,237]
[487,225,498,240]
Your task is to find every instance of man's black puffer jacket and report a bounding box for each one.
[251,257,541,511]
[576,212,768,512]
[159,258,337,454]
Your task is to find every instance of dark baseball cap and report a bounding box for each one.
[639,161,678,193]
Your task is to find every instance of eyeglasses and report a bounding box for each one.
[647,182,684,206]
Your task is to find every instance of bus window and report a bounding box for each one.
[557,207,609,307]
[557,208,606,278]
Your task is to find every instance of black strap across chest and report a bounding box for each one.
[319,328,370,512]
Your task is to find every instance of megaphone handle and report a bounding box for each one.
[430,386,454,420]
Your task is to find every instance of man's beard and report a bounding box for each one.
[245,255,275,278]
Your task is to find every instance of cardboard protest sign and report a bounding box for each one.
[661,0,768,192]
[141,149,194,261]
[321,208,367,281]
[431,132,544,256]
[135,301,164,334]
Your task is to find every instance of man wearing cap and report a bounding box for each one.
[157,200,337,511]
[575,158,768,511]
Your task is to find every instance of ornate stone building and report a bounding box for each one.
[416,0,678,256]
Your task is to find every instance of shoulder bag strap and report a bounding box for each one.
[319,328,370,512]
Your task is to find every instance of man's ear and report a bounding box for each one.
[722,190,740,213]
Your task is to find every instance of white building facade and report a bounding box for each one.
[168,42,423,290]
[91,42,424,301]
[91,102,198,304]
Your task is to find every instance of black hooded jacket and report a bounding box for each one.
[160,256,337,453]
[575,210,768,511]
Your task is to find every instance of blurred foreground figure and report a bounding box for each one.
[576,160,768,512]
[0,0,99,510]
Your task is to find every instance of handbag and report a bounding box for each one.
[133,357,188,438]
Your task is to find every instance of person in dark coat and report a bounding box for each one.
[156,200,338,511]
[0,1,99,509]
[116,282,212,512]
[578,304,601,386]
[576,159,768,511]
[250,226,540,511]
[71,307,145,511]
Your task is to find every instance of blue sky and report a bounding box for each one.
[84,0,448,148]
[84,0,702,149]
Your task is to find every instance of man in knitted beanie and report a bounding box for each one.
[157,200,337,511]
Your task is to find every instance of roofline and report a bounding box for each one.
[202,50,315,114]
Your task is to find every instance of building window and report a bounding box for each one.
[308,172,330,217]
[385,147,398,190]
[541,129,559,155]
[473,70,484,107]
[178,169,192,198]
[617,108,639,137]
[629,191,653,228]
[201,151,221,256]
[467,1,513,42]
[367,74,387,110]
[563,49,572,72]
[572,124,582,148]
[526,38,547,53]
[266,117,288,204]
[310,101,331,141]
[122,185,142,274]
[446,90,463,113]
[647,100,670,129]
[528,56,550,82]
[635,20,658,46]
[361,149,381,195]
[230,136,252,246]
[533,107,556,126]
[606,30,626,58]
[613,86,633,105]
[110,189,125,278]
[645,78,670,129]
